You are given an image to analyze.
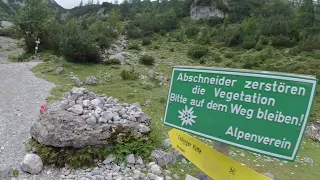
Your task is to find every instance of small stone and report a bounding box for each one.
[151,150,176,167]
[20,154,43,175]
[145,100,151,107]
[112,166,121,172]
[138,124,151,134]
[181,158,187,164]
[67,104,83,115]
[126,154,135,164]
[103,155,116,164]
[86,116,97,125]
[113,115,121,121]
[166,176,172,180]
[240,153,245,157]
[91,99,101,106]
[56,67,64,74]
[150,164,162,176]
[161,139,171,149]
[303,157,314,164]
[83,100,90,107]
[136,158,144,165]
[173,174,180,180]
[165,170,171,175]
[85,76,98,85]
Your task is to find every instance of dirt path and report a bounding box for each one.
[0,36,58,179]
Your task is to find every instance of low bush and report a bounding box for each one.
[298,35,320,52]
[224,52,234,59]
[242,36,257,49]
[222,26,244,47]
[60,33,101,63]
[187,45,209,59]
[27,134,154,168]
[97,36,111,49]
[141,38,152,46]
[121,68,139,80]
[104,59,121,65]
[271,35,296,47]
[0,28,21,38]
[8,53,30,62]
[153,45,160,50]
[199,57,206,64]
[159,29,166,36]
[207,17,224,26]
[127,43,141,50]
[169,48,174,52]
[185,26,199,38]
[139,55,155,65]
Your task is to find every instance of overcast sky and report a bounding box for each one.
[55,0,115,9]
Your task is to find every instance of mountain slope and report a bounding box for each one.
[0,0,63,15]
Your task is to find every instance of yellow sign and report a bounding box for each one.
[169,129,271,180]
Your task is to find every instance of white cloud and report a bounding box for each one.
[55,0,115,9]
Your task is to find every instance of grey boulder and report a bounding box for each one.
[20,154,43,175]
[84,76,98,85]
[151,150,176,167]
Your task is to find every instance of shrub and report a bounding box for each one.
[207,17,224,26]
[128,43,141,50]
[97,36,111,49]
[0,28,21,38]
[242,36,257,49]
[255,39,264,51]
[224,52,234,59]
[185,26,199,38]
[187,45,209,59]
[222,26,244,47]
[26,134,154,168]
[61,34,101,63]
[214,54,223,63]
[271,35,296,47]
[199,57,206,64]
[141,38,152,46]
[8,53,30,62]
[139,55,155,65]
[154,45,160,49]
[127,26,142,39]
[298,35,320,52]
[121,69,139,80]
[159,29,166,36]
[169,48,174,52]
[104,58,121,65]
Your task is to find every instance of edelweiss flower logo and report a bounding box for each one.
[178,105,197,126]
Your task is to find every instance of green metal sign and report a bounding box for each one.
[164,66,318,161]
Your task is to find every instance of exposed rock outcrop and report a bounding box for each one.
[190,4,224,20]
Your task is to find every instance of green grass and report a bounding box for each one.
[12,169,19,178]
[31,32,320,179]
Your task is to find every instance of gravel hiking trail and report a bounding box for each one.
[0,36,58,179]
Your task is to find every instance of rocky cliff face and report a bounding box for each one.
[190,0,227,20]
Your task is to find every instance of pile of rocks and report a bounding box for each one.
[59,154,180,180]
[305,124,320,142]
[31,87,152,148]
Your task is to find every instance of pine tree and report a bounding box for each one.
[79,0,83,7]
